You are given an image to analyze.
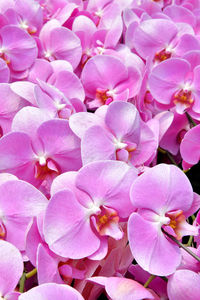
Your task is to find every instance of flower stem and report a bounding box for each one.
[185,112,197,127]
[144,274,156,288]
[160,276,168,282]
[25,268,37,279]
[187,235,193,247]
[19,272,26,293]
[166,151,178,166]
[162,229,200,262]
[158,147,166,154]
[158,147,178,166]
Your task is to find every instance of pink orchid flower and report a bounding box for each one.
[73,15,122,68]
[69,101,158,167]
[44,160,137,259]
[34,80,85,119]
[132,18,200,62]
[81,54,141,108]
[38,19,82,69]
[128,164,199,276]
[148,51,200,117]
[11,59,86,119]
[0,25,37,72]
[0,107,81,194]
[3,0,43,35]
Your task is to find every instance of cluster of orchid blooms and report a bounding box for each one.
[1,0,200,299]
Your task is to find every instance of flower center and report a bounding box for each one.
[20,20,37,34]
[96,88,114,105]
[154,48,172,62]
[167,210,184,228]
[34,157,60,180]
[90,205,123,240]
[172,89,194,108]
[115,141,137,163]
[163,210,187,240]
[95,206,119,235]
